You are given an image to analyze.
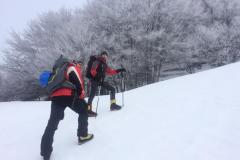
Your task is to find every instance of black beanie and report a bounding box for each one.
[100,51,108,56]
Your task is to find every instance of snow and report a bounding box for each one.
[1,62,240,160]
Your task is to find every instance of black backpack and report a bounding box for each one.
[85,55,97,79]
[46,55,76,94]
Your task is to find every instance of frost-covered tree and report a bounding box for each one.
[2,0,240,100]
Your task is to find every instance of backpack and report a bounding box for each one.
[39,71,52,87]
[85,55,97,79]
[39,55,76,94]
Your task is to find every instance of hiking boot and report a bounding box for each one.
[41,155,50,160]
[87,104,97,117]
[78,134,94,145]
[41,151,51,160]
[88,110,97,117]
[110,103,122,111]
[43,156,50,160]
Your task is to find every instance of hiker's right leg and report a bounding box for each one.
[70,98,89,137]
[70,98,93,144]
[40,97,66,158]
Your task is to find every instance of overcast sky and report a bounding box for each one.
[0,0,88,63]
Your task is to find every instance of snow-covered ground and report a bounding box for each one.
[1,62,240,160]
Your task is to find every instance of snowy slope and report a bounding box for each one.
[1,62,240,160]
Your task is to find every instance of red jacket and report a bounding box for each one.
[90,56,118,80]
[51,63,85,99]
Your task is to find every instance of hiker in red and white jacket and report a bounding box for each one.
[86,51,126,117]
[41,60,93,160]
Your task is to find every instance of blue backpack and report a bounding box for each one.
[39,71,52,87]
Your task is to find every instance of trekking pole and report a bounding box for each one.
[95,85,101,117]
[120,72,125,107]
[95,69,104,117]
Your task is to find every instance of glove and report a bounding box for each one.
[116,68,126,73]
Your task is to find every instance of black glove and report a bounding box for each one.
[116,68,126,73]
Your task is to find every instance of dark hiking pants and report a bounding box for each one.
[40,96,88,157]
[87,80,115,105]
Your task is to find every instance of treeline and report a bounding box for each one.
[1,0,240,101]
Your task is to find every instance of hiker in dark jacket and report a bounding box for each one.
[86,51,126,117]
[40,60,93,160]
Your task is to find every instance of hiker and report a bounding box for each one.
[40,57,93,160]
[86,51,126,117]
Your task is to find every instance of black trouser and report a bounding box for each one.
[87,80,115,105]
[40,96,88,157]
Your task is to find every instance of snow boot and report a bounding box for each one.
[78,134,94,145]
[110,99,122,111]
[43,156,50,160]
[87,105,97,117]
[41,154,50,160]
[88,110,97,117]
[41,151,51,160]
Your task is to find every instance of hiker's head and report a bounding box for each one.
[100,51,108,60]
[73,59,82,67]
